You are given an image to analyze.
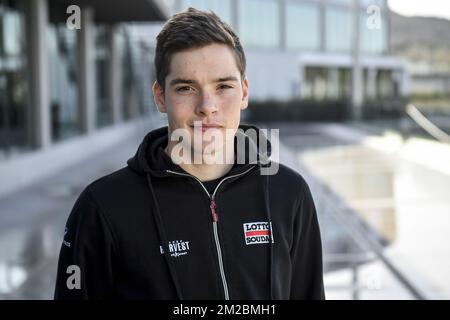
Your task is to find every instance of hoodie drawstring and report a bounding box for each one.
[262,172,274,300]
[146,174,184,300]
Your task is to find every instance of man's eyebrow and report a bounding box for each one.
[169,78,196,86]
[215,76,239,82]
[169,76,239,87]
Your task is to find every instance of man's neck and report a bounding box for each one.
[165,143,234,182]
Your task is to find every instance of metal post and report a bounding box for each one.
[26,0,51,148]
[351,0,363,120]
[78,6,96,134]
[108,25,122,124]
[351,263,359,300]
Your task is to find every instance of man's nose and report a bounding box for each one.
[196,91,218,116]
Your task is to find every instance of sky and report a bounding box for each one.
[388,0,450,20]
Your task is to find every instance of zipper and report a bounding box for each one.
[166,166,256,300]
[210,199,229,299]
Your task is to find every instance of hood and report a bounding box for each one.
[127,124,272,176]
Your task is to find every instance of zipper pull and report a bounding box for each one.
[210,200,218,222]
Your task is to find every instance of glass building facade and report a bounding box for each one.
[286,1,321,51]
[0,0,29,156]
[179,0,389,55]
[184,0,232,24]
[0,0,400,159]
[325,6,353,53]
[95,25,112,128]
[48,22,80,142]
[239,0,279,49]
[0,0,159,159]
[360,11,388,55]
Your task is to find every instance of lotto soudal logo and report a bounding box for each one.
[243,222,274,245]
[160,240,190,258]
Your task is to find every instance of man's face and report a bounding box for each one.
[153,43,249,159]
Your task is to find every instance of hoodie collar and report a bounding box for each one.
[127,124,272,178]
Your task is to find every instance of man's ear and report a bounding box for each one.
[240,78,249,110]
[152,81,167,113]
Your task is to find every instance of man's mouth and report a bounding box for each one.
[190,123,223,132]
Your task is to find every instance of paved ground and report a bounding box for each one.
[0,130,144,299]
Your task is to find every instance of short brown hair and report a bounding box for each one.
[154,7,246,90]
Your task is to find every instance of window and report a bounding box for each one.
[183,0,232,24]
[361,0,386,7]
[377,70,394,98]
[330,0,354,5]
[240,0,279,48]
[48,23,80,141]
[304,67,353,100]
[0,1,29,156]
[325,6,352,53]
[360,10,388,55]
[286,1,321,51]
[95,25,112,128]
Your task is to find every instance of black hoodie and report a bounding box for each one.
[54,124,325,300]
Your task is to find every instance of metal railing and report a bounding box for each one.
[323,252,375,300]
[405,104,450,143]
[316,180,427,300]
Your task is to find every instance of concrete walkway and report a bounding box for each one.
[0,129,145,299]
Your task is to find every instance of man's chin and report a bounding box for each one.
[193,144,222,156]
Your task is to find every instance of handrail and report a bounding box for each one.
[406,104,450,143]
[280,129,429,299]
[323,252,375,263]
[317,183,427,300]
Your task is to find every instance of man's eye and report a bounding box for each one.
[218,84,233,90]
[176,86,193,92]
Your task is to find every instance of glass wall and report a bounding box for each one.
[239,0,279,49]
[325,6,353,53]
[183,0,232,24]
[181,0,287,50]
[360,11,388,55]
[48,23,80,142]
[175,0,390,56]
[286,1,321,51]
[116,28,128,121]
[360,0,387,7]
[338,68,353,98]
[331,0,386,6]
[95,25,112,128]
[0,0,29,156]
[330,0,354,5]
[377,69,394,98]
[324,1,389,55]
[121,30,134,121]
[304,68,328,100]
[303,67,353,100]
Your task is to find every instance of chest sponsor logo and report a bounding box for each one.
[243,222,274,245]
[160,240,190,258]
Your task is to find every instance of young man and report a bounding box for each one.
[54,8,324,300]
